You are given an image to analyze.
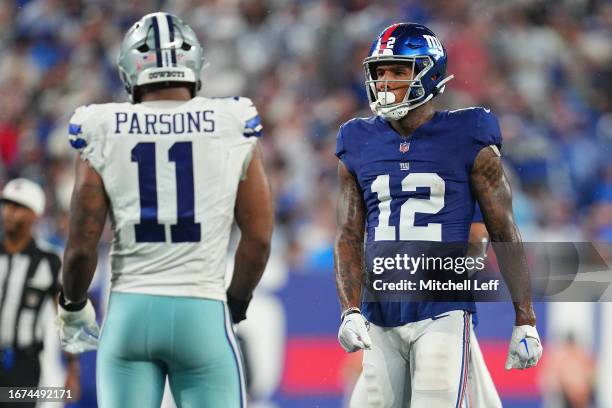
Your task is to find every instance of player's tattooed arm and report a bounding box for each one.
[63,157,109,302]
[470,146,536,326]
[334,161,366,310]
[229,145,274,301]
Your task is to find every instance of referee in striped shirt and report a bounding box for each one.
[0,178,79,405]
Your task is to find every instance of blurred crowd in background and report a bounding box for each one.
[0,0,611,265]
[0,0,610,406]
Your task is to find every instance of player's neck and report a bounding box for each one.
[389,103,435,137]
[140,87,192,102]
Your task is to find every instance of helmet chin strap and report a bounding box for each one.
[434,74,454,95]
[371,74,455,120]
[373,96,432,120]
[371,93,434,120]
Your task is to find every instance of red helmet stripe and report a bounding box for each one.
[378,23,400,53]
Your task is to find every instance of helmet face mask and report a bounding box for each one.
[364,23,453,120]
[117,13,205,103]
[364,56,435,121]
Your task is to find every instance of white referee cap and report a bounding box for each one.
[1,178,46,216]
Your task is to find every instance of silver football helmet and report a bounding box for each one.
[117,13,204,102]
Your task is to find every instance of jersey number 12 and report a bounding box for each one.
[371,173,445,241]
[131,142,201,243]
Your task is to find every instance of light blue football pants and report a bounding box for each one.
[96,292,246,408]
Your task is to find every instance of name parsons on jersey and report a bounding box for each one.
[115,110,215,135]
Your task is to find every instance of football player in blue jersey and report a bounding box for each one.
[348,207,503,407]
[334,23,542,407]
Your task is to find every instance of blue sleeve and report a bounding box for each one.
[243,114,263,138]
[335,124,356,174]
[468,108,502,169]
[475,108,502,149]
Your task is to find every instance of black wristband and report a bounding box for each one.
[226,292,252,324]
[341,307,361,322]
[59,291,87,312]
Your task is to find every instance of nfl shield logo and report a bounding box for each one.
[399,142,410,153]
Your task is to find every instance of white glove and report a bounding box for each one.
[57,299,100,353]
[505,325,543,370]
[338,310,372,353]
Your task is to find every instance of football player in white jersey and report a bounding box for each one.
[55,13,273,408]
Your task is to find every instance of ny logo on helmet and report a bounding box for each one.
[423,35,444,58]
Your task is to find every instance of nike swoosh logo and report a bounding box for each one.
[520,338,529,355]
[431,313,450,320]
[82,326,99,340]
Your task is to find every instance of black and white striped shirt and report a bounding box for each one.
[0,240,60,352]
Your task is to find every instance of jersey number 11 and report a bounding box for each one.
[131,141,201,243]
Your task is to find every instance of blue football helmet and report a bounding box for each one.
[364,23,453,120]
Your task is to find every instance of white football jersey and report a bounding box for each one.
[68,96,262,301]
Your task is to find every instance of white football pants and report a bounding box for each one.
[349,310,502,408]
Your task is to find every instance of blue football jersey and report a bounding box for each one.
[335,107,502,326]
[473,202,484,223]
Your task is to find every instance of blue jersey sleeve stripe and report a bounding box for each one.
[69,138,87,149]
[243,130,262,138]
[244,115,262,137]
[244,115,261,130]
[245,123,263,132]
[68,124,82,136]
